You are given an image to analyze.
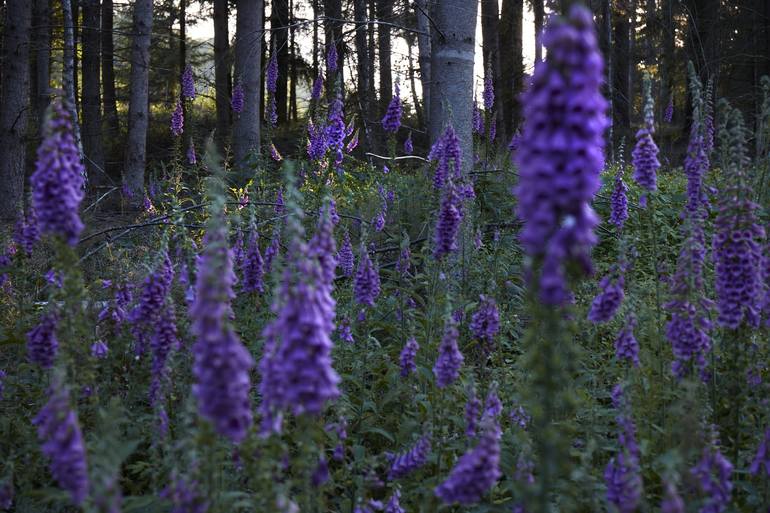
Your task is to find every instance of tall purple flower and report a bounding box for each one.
[404,132,413,154]
[307,120,329,160]
[434,419,501,505]
[242,230,265,294]
[354,246,380,307]
[30,101,85,246]
[661,482,684,513]
[231,82,244,114]
[171,100,184,137]
[264,229,281,273]
[684,126,709,215]
[27,313,59,369]
[631,127,660,202]
[326,44,338,74]
[470,295,500,350]
[514,6,608,305]
[338,232,355,277]
[326,96,346,164]
[749,428,770,476]
[129,253,174,356]
[187,141,197,165]
[472,103,484,135]
[483,76,495,111]
[609,171,629,229]
[433,319,463,388]
[14,207,40,256]
[614,315,639,367]
[311,75,324,100]
[384,489,404,513]
[691,444,733,513]
[604,385,643,513]
[182,64,196,100]
[430,125,462,189]
[433,181,463,260]
[387,435,431,480]
[267,54,278,94]
[33,385,89,506]
[399,336,419,377]
[588,271,625,323]
[465,390,481,437]
[150,303,179,405]
[191,211,254,443]
[382,84,402,133]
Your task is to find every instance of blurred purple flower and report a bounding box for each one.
[181,64,196,100]
[382,84,402,133]
[433,318,463,388]
[387,435,431,480]
[231,82,244,114]
[399,336,419,377]
[27,313,59,369]
[171,101,184,137]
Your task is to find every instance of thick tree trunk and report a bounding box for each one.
[81,0,104,186]
[499,0,523,138]
[124,0,153,201]
[324,0,344,96]
[62,0,83,162]
[532,0,544,62]
[367,0,377,101]
[354,0,374,146]
[0,0,31,221]
[429,0,478,177]
[271,0,289,124]
[214,0,231,151]
[415,0,431,127]
[102,0,119,135]
[33,0,51,131]
[481,0,501,113]
[376,0,392,116]
[233,0,263,170]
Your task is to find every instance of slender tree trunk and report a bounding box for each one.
[499,0,523,138]
[62,0,83,161]
[271,0,289,124]
[429,0,478,177]
[82,0,104,186]
[376,0,392,116]
[612,0,631,142]
[233,0,263,170]
[354,0,373,147]
[72,0,79,112]
[367,0,377,102]
[33,0,51,132]
[102,0,119,135]
[0,0,31,220]
[289,0,297,120]
[124,0,153,202]
[214,0,231,151]
[312,0,319,75]
[415,0,431,128]
[481,0,501,115]
[407,42,423,127]
[532,0,544,62]
[324,0,344,96]
[179,0,187,126]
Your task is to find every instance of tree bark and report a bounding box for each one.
[532,0,544,62]
[612,0,631,142]
[289,0,297,120]
[33,0,51,132]
[367,0,377,103]
[0,0,31,220]
[62,0,83,162]
[72,0,79,113]
[415,0,431,127]
[233,0,263,170]
[179,0,187,130]
[312,0,320,75]
[429,0,478,177]
[499,0,523,138]
[324,0,344,97]
[376,0,392,116]
[270,0,289,124]
[81,0,105,186]
[481,0,501,112]
[354,0,374,146]
[102,0,119,135]
[214,0,231,151]
[124,0,153,201]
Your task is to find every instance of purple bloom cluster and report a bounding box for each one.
[429,125,462,190]
[514,6,608,305]
[307,120,328,160]
[483,76,495,111]
[326,97,347,164]
[604,386,643,513]
[691,445,733,513]
[385,489,404,513]
[387,435,431,480]
[631,128,659,206]
[182,64,196,100]
[399,336,419,377]
[33,386,89,505]
[14,207,40,256]
[433,319,464,388]
[171,101,184,137]
[326,44,338,74]
[150,304,179,405]
[749,428,770,476]
[338,232,355,277]
[609,171,629,229]
[231,82,244,114]
[588,271,625,323]
[470,295,500,350]
[267,54,278,94]
[404,132,413,154]
[433,182,463,260]
[187,141,197,165]
[30,101,85,246]
[129,253,174,355]
[27,313,59,368]
[242,230,265,294]
[264,229,281,273]
[382,84,402,133]
[90,340,108,359]
[472,103,484,135]
[434,420,501,505]
[191,222,254,443]
[465,390,481,437]
[664,98,674,123]
[161,475,209,513]
[354,247,380,307]
[684,128,709,215]
[614,315,639,367]
[311,75,324,100]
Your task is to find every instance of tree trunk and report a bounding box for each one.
[312,0,319,75]
[33,0,51,132]
[354,0,374,146]
[0,0,31,221]
[271,0,289,124]
[415,0,431,127]
[124,0,153,201]
[233,0,263,170]
[367,0,377,102]
[532,0,544,62]
[72,0,79,113]
[102,0,119,135]
[407,42,423,127]
[429,0,478,177]
[81,0,105,186]
[324,0,344,96]
[289,0,297,120]
[179,0,187,130]
[481,0,501,114]
[214,0,231,151]
[612,0,631,142]
[62,0,83,162]
[499,0,523,138]
[376,0,392,116]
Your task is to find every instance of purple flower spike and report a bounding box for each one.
[588,269,625,324]
[664,98,674,123]
[27,313,59,369]
[387,435,431,480]
[382,84,402,133]
[404,132,413,154]
[326,44,338,74]
[354,246,380,307]
[187,141,197,165]
[181,64,196,100]
[311,75,324,100]
[661,482,684,513]
[614,315,640,367]
[433,181,463,260]
[691,444,733,513]
[470,295,500,351]
[171,100,184,137]
[433,319,463,388]
[231,82,244,114]
[430,125,462,190]
[338,232,355,278]
[609,171,629,229]
[399,336,419,377]
[33,385,89,506]
[750,428,770,476]
[31,101,85,246]
[267,54,278,94]
[242,230,265,294]
[631,128,659,197]
[150,304,179,405]
[465,391,481,438]
[434,419,501,505]
[483,76,495,111]
[514,6,608,305]
[90,340,108,359]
